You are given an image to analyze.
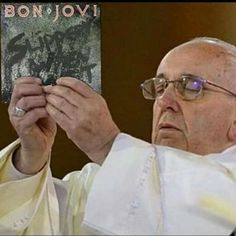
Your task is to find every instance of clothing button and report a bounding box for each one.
[149,150,156,159]
[131,200,139,208]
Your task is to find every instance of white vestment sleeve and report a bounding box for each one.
[83,133,236,235]
[0,140,60,235]
[0,140,100,235]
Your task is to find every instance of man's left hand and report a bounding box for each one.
[44,77,120,165]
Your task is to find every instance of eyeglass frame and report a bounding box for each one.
[140,74,236,101]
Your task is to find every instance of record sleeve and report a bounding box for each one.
[1,3,101,102]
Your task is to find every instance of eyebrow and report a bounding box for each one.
[155,73,202,80]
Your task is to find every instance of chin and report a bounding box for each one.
[154,137,187,151]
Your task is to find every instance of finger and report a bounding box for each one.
[13,107,48,130]
[46,94,76,119]
[56,77,96,98]
[14,77,42,85]
[10,84,43,108]
[43,85,83,107]
[45,103,70,131]
[16,95,46,112]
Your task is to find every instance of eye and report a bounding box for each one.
[176,76,204,100]
[154,78,166,96]
[185,78,203,91]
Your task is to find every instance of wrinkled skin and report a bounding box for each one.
[152,42,236,155]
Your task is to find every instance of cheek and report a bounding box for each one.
[152,103,161,135]
[185,106,231,148]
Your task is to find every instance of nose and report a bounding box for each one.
[154,84,179,112]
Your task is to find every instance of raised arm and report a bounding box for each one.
[8,77,57,174]
[44,77,120,165]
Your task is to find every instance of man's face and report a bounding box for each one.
[152,42,236,155]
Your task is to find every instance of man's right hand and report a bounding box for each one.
[8,77,57,174]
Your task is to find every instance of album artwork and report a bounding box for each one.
[1,3,101,102]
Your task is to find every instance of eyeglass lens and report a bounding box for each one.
[142,76,204,100]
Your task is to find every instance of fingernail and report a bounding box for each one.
[56,78,63,84]
[33,77,42,84]
[43,85,52,92]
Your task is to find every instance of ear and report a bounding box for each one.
[228,120,236,141]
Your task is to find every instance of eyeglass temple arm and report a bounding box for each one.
[206,80,236,97]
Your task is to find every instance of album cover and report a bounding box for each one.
[1,3,101,102]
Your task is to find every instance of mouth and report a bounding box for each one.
[158,123,181,131]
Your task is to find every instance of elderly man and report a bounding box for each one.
[0,37,235,235]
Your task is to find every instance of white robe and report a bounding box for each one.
[0,133,235,235]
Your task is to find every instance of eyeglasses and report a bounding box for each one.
[140,74,236,101]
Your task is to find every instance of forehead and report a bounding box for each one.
[156,42,235,84]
